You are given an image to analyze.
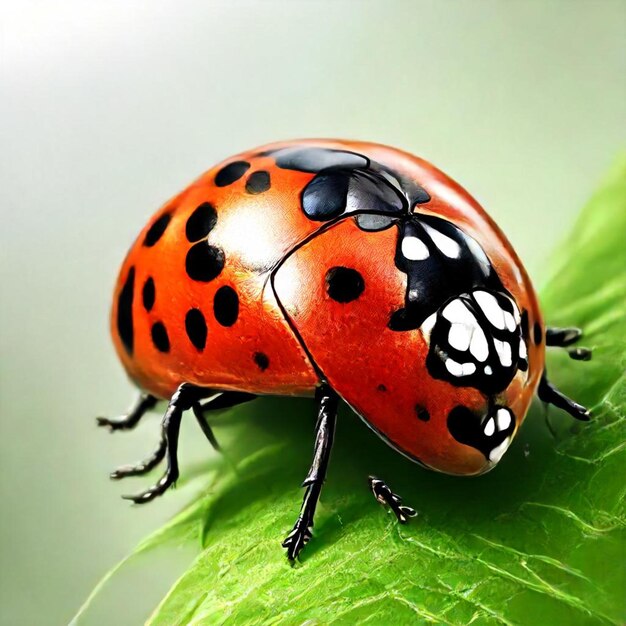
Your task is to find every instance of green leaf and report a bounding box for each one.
[76,158,626,625]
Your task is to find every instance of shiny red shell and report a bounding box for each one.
[111,139,545,476]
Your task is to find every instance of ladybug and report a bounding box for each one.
[98,140,591,560]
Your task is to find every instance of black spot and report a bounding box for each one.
[215,161,250,187]
[185,242,225,282]
[245,171,271,194]
[214,286,239,326]
[142,277,155,312]
[325,267,365,303]
[185,308,207,351]
[388,307,420,331]
[186,202,217,242]
[447,406,479,448]
[415,405,430,422]
[117,266,135,355]
[253,352,270,371]
[377,384,387,392]
[151,322,170,353]
[271,147,368,172]
[143,213,171,247]
[301,170,351,221]
[533,322,543,345]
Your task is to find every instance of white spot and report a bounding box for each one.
[449,324,471,351]
[484,365,493,375]
[496,408,512,431]
[421,313,437,337]
[423,224,461,259]
[446,359,464,377]
[494,339,512,367]
[519,338,528,360]
[402,236,429,261]
[510,299,521,324]
[484,417,495,437]
[442,299,475,326]
[462,362,476,376]
[445,358,475,377]
[469,326,489,361]
[474,291,505,330]
[504,311,516,332]
[489,437,511,463]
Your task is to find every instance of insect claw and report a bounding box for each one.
[369,476,417,524]
[282,520,313,560]
[400,505,417,518]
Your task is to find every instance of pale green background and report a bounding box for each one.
[1,1,624,624]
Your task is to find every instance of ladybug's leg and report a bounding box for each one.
[546,326,582,347]
[192,392,256,452]
[368,476,417,523]
[538,371,591,421]
[110,436,166,480]
[197,391,256,413]
[121,383,210,504]
[282,384,338,561]
[546,326,592,361]
[109,390,255,480]
[96,393,157,431]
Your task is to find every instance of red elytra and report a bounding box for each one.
[102,139,590,560]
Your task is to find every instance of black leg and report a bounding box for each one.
[369,476,417,523]
[193,391,258,451]
[121,383,209,504]
[198,391,257,412]
[97,393,157,431]
[192,402,221,452]
[546,326,593,361]
[282,384,338,560]
[107,389,253,482]
[110,436,166,480]
[546,327,582,347]
[568,347,593,361]
[538,371,591,421]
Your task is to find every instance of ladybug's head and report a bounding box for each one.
[368,216,533,475]
[410,288,528,475]
[352,284,531,477]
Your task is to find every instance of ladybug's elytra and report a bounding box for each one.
[99,140,591,559]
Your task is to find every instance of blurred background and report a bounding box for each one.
[1,1,624,624]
